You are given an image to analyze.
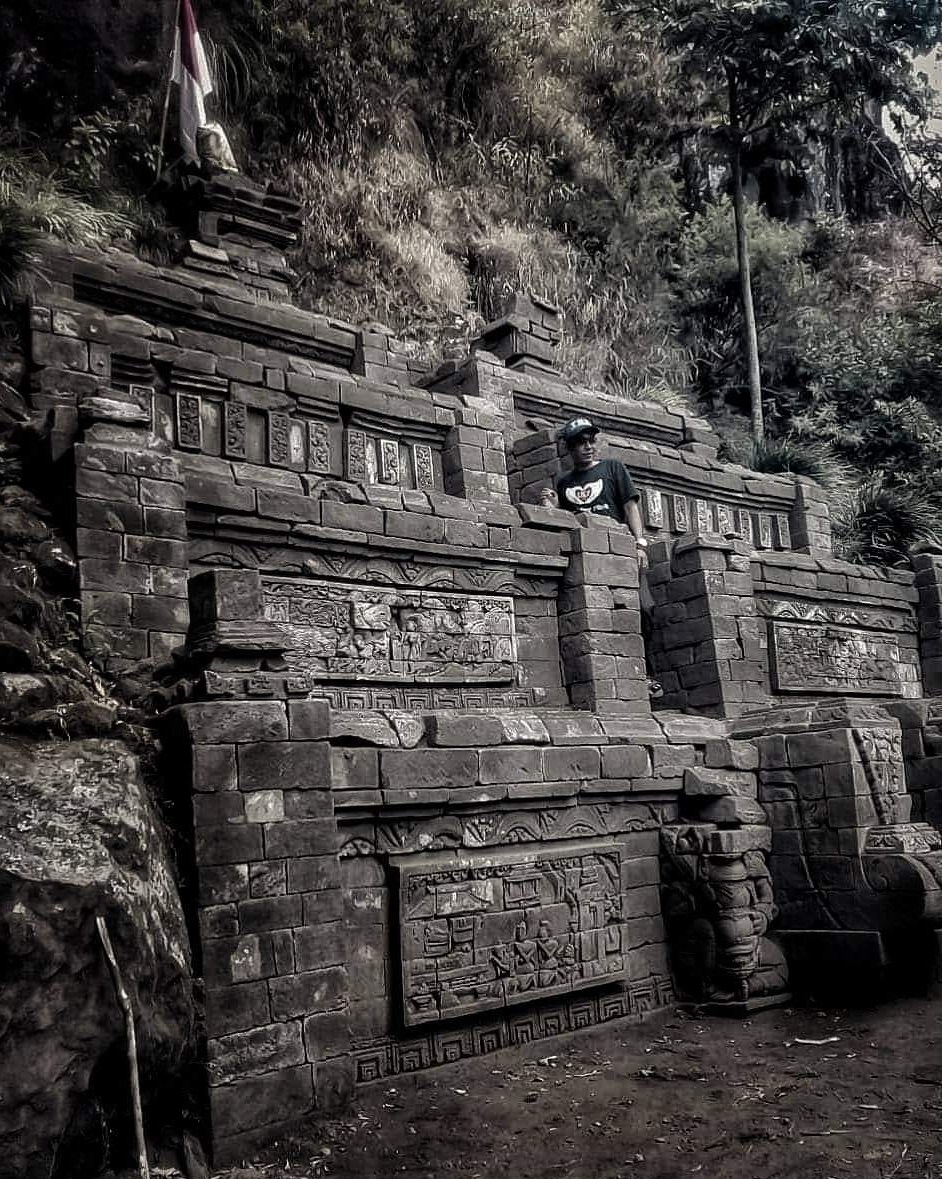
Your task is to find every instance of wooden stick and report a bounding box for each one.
[156,0,183,181]
[97,915,150,1179]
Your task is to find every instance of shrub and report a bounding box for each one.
[833,476,941,567]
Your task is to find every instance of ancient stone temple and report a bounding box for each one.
[24,172,942,1162]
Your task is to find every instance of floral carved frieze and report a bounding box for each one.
[394,841,626,1027]
[262,576,516,684]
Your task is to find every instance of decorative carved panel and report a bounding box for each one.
[268,411,291,466]
[380,439,401,484]
[307,421,331,473]
[262,577,516,683]
[768,620,901,695]
[413,444,435,490]
[175,393,203,450]
[224,401,247,459]
[395,841,626,1026]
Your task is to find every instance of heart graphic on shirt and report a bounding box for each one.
[566,479,603,507]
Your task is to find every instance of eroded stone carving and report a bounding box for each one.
[380,439,401,485]
[307,421,331,473]
[413,444,435,490]
[224,401,247,459]
[346,429,368,481]
[175,393,203,450]
[769,620,901,695]
[263,577,516,683]
[268,411,291,466]
[758,597,916,634]
[395,842,626,1026]
[661,833,788,1006]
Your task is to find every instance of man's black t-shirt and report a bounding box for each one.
[556,459,639,521]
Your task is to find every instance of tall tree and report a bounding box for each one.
[610,0,939,440]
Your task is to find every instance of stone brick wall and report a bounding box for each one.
[162,697,348,1163]
[647,538,921,717]
[648,535,769,717]
[74,397,189,675]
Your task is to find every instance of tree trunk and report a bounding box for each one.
[728,69,764,443]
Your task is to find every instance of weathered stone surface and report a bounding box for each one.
[684,766,758,799]
[0,739,195,1179]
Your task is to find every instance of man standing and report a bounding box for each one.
[539,417,648,568]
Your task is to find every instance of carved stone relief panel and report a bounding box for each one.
[262,577,517,683]
[345,428,369,482]
[380,439,401,484]
[413,444,435,490]
[268,411,291,466]
[307,421,331,473]
[852,727,905,826]
[175,393,203,450]
[642,488,663,529]
[768,620,901,695]
[395,841,626,1026]
[224,401,248,459]
[671,494,689,533]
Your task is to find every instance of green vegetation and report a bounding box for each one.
[2,0,942,563]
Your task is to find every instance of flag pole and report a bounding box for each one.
[155,0,182,180]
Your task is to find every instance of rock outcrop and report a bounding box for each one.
[0,738,196,1179]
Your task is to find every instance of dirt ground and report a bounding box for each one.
[218,998,942,1179]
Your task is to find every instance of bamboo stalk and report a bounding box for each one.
[97,915,150,1179]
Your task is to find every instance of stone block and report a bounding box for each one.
[239,894,303,933]
[385,511,445,544]
[703,738,759,770]
[704,825,771,854]
[244,790,285,823]
[284,790,335,819]
[331,747,378,789]
[193,794,244,827]
[196,823,264,866]
[479,746,544,783]
[302,1010,350,1062]
[203,933,276,986]
[287,699,331,740]
[315,1057,356,1111]
[183,701,288,744]
[689,795,768,824]
[330,712,397,745]
[209,1064,314,1139]
[683,767,757,799]
[787,730,853,767]
[426,714,504,747]
[542,746,601,780]
[139,477,186,509]
[249,861,288,898]
[264,819,339,859]
[498,715,550,744]
[380,748,478,789]
[208,1020,306,1085]
[297,886,344,924]
[238,741,330,790]
[199,864,249,906]
[294,921,347,971]
[205,981,272,1038]
[287,855,343,893]
[601,745,651,778]
[268,966,349,1020]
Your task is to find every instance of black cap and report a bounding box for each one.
[558,417,599,445]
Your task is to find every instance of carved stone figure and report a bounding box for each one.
[661,836,788,1007]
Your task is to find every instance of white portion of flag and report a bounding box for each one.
[170,0,214,163]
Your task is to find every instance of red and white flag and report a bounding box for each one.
[171,0,214,162]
